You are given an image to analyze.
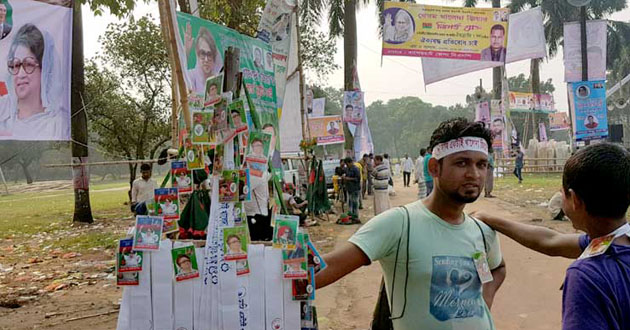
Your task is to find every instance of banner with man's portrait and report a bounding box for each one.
[307,115,344,146]
[549,112,570,131]
[569,80,608,142]
[343,91,364,124]
[0,0,72,141]
[490,99,507,152]
[382,2,509,61]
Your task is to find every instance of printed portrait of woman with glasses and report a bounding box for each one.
[183,23,223,96]
[2,23,68,139]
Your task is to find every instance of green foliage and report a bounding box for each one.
[301,24,340,83]
[80,0,147,17]
[366,97,473,158]
[85,16,171,181]
[197,0,266,36]
[506,73,555,94]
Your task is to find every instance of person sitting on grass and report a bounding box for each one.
[474,143,630,330]
[131,164,156,215]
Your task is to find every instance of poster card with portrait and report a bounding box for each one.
[569,80,608,142]
[233,201,246,226]
[343,91,365,124]
[203,144,215,169]
[185,138,205,170]
[203,73,223,108]
[154,188,180,221]
[239,169,251,201]
[218,170,239,203]
[174,12,279,148]
[310,98,325,118]
[213,97,235,143]
[236,259,250,276]
[0,0,72,141]
[563,20,607,83]
[228,100,248,133]
[273,214,299,250]
[117,271,139,286]
[292,267,315,301]
[475,101,491,127]
[282,232,308,279]
[305,234,327,274]
[192,110,213,144]
[382,2,509,61]
[549,112,570,131]
[245,131,272,177]
[490,100,507,152]
[212,143,224,175]
[307,115,345,145]
[171,161,192,193]
[539,122,548,142]
[223,226,249,261]
[171,244,200,282]
[117,238,143,273]
[178,192,191,216]
[133,216,164,251]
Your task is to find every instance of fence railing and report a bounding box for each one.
[495,158,568,174]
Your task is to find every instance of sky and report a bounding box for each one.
[82,0,630,113]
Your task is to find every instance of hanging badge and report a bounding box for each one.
[472,251,493,284]
[578,233,615,260]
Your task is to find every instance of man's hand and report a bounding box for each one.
[471,212,582,258]
[482,260,506,309]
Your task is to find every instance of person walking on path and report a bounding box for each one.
[485,151,495,198]
[343,157,362,221]
[358,154,369,200]
[402,154,414,187]
[316,118,506,330]
[423,147,434,195]
[355,159,365,209]
[372,155,391,215]
[513,149,524,184]
[415,148,427,199]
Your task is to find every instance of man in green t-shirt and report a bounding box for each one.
[316,118,506,330]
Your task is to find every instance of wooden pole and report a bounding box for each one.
[157,0,180,147]
[294,9,309,142]
[159,0,192,131]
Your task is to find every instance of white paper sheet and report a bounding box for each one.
[248,244,266,330]
[283,279,300,330]
[237,275,250,330]
[563,20,607,82]
[193,246,205,329]
[151,239,174,330]
[116,286,132,330]
[130,248,152,330]
[264,247,284,330]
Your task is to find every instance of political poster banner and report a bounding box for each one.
[257,0,296,111]
[569,80,608,142]
[490,99,507,151]
[539,122,548,142]
[174,12,279,147]
[549,112,570,131]
[421,7,546,85]
[307,115,344,146]
[0,0,72,140]
[310,98,325,118]
[382,2,509,61]
[343,91,364,124]
[508,92,555,112]
[475,101,490,127]
[278,15,302,153]
[563,20,607,83]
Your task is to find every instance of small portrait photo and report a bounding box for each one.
[500,10,509,22]
[382,7,415,44]
[576,85,590,99]
[0,0,12,40]
[253,45,264,70]
[264,51,274,72]
[327,120,340,135]
[584,115,599,129]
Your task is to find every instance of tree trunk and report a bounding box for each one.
[530,58,541,141]
[343,0,357,152]
[18,160,33,184]
[71,3,93,223]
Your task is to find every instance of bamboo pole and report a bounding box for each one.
[157,0,180,147]
[294,9,310,142]
[159,0,192,131]
[43,159,164,168]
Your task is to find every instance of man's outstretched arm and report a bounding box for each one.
[474,212,582,258]
[315,242,371,289]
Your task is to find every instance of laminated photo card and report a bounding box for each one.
[236,259,250,276]
[192,111,213,144]
[282,232,308,279]
[178,192,191,216]
[213,144,224,175]
[171,245,200,282]
[228,100,248,133]
[185,138,205,170]
[117,271,139,286]
[171,161,192,193]
[233,202,246,226]
[292,267,315,301]
[223,226,249,261]
[117,238,143,273]
[218,170,240,203]
[203,73,224,108]
[154,188,179,221]
[239,169,251,201]
[305,234,327,274]
[133,216,164,251]
[272,215,299,250]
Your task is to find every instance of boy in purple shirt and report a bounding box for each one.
[475,143,630,330]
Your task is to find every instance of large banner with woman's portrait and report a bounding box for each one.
[0,0,72,141]
[382,2,508,62]
[174,12,279,146]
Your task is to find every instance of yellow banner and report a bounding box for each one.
[382,2,509,61]
[307,116,345,146]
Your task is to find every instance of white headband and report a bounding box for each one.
[432,137,489,160]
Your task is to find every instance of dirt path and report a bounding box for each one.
[316,178,574,330]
